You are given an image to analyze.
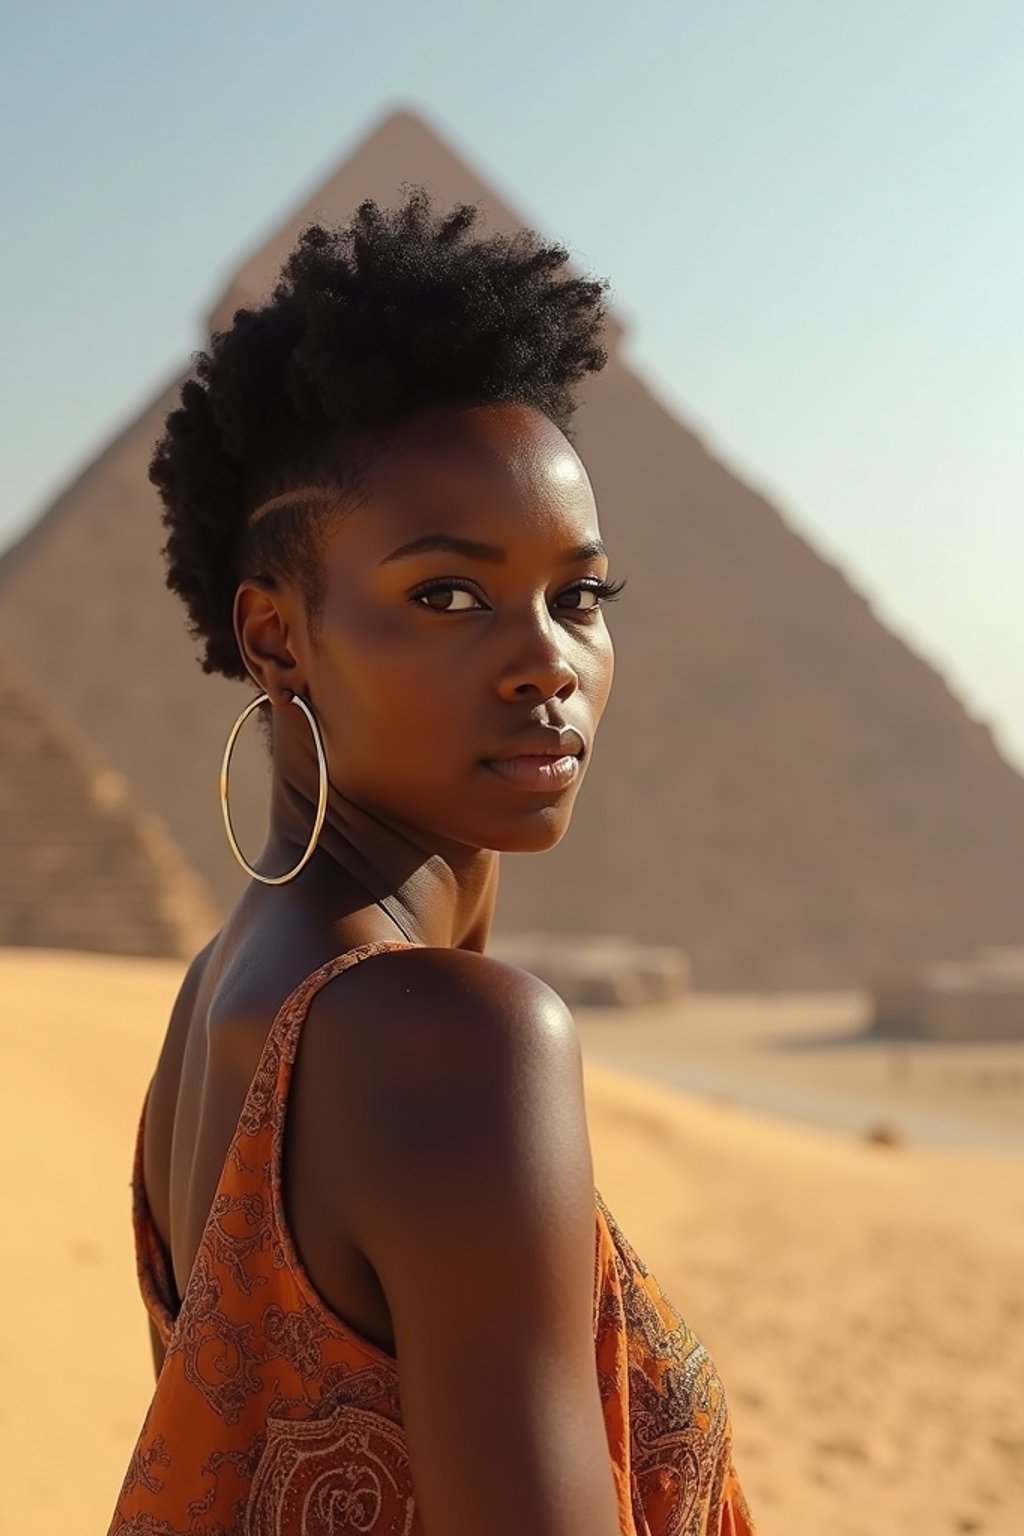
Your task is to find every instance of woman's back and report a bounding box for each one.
[140,899,413,1354]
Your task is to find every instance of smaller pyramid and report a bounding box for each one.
[0,651,216,957]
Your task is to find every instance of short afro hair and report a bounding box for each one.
[150,188,611,682]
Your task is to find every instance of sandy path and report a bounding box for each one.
[578,991,1024,1151]
[1,949,1020,1535]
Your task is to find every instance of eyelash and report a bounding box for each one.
[409,576,628,617]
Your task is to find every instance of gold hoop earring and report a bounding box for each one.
[219,690,328,886]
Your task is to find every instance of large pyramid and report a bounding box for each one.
[2,109,1021,986]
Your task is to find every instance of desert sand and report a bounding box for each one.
[1,948,1021,1535]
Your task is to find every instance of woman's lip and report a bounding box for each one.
[482,753,581,791]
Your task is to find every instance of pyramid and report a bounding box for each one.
[1,108,1022,986]
[0,649,215,956]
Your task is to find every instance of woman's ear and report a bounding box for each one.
[233,578,303,696]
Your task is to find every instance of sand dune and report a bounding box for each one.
[1,949,1020,1535]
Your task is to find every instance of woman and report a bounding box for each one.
[109,191,755,1535]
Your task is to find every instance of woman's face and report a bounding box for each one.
[297,401,616,853]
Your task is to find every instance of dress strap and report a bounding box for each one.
[256,938,423,1362]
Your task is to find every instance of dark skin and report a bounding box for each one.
[142,401,621,1535]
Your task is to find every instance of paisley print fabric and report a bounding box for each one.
[109,940,755,1535]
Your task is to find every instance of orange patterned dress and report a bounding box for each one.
[109,940,756,1535]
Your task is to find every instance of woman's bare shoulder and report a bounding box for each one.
[307,943,578,1084]
[151,933,221,1089]
[335,940,570,1014]
[296,942,587,1204]
[156,935,220,1065]
[142,933,222,1244]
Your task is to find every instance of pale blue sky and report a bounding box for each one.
[2,1,1021,767]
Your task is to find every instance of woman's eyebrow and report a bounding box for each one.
[379,533,606,566]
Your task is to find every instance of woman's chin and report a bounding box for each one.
[480,804,578,854]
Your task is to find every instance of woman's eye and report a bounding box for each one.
[413,584,485,613]
[557,585,601,612]
[556,579,626,614]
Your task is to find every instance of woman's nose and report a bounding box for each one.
[495,607,579,703]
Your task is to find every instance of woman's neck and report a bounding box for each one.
[261,764,500,952]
